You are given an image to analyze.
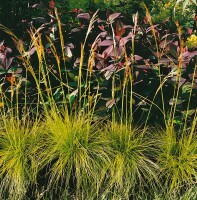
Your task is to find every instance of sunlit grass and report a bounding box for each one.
[100,122,159,199]
[156,127,197,195]
[0,114,40,200]
[34,109,112,199]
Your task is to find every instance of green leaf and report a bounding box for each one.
[69,89,78,104]
[53,88,62,101]
[170,44,178,58]
[7,65,19,73]
[68,72,78,81]
[68,82,77,87]
[182,82,193,93]
[182,109,196,116]
[141,107,149,111]
[0,68,6,75]
[45,43,51,49]
[173,116,183,125]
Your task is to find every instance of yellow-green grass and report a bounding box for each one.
[0,114,41,200]
[34,109,112,199]
[155,126,197,195]
[100,122,159,199]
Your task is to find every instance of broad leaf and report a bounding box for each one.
[77,13,90,20]
[108,13,121,22]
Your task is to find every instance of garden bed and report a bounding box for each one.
[0,0,197,199]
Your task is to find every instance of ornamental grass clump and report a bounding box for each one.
[101,122,159,199]
[35,109,112,199]
[0,114,40,200]
[156,125,197,196]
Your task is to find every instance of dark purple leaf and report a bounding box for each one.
[0,52,6,60]
[134,55,143,61]
[182,51,197,60]
[101,64,116,79]
[115,36,121,42]
[171,76,186,87]
[119,33,132,46]
[160,34,176,48]
[188,73,197,81]
[96,61,104,69]
[158,58,171,64]
[123,25,133,29]
[98,25,105,31]
[70,28,81,33]
[97,19,106,23]
[5,48,12,54]
[102,45,113,58]
[159,40,167,49]
[5,57,14,70]
[135,65,151,70]
[95,53,104,60]
[173,41,179,46]
[101,64,116,72]
[15,68,23,74]
[146,25,160,33]
[98,40,113,47]
[161,33,176,41]
[77,13,90,20]
[0,51,14,70]
[108,13,121,22]
[0,54,5,68]
[110,46,124,58]
[98,31,107,38]
[181,62,187,68]
[149,50,161,58]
